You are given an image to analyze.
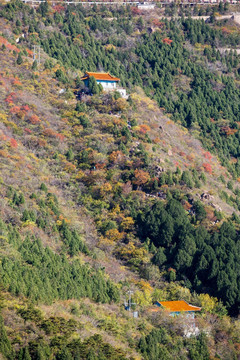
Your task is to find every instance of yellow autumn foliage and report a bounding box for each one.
[105,228,125,242]
[120,217,134,231]
[198,293,219,313]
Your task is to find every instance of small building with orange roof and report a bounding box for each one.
[81,71,120,91]
[155,300,201,319]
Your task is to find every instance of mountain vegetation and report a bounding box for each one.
[0,1,240,359]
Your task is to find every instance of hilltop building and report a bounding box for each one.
[81,71,127,98]
[155,300,201,318]
[81,71,120,90]
[149,300,201,338]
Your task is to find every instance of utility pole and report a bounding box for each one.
[126,290,138,318]
[128,290,134,311]
[126,290,137,312]
[33,45,41,65]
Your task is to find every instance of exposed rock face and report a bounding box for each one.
[201,192,214,201]
[154,165,165,176]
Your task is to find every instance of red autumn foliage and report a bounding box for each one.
[203,163,212,174]
[179,151,186,157]
[0,36,20,53]
[21,105,30,112]
[24,128,32,134]
[221,126,238,136]
[152,19,165,28]
[163,38,173,45]
[183,201,192,211]
[9,138,18,148]
[42,128,64,141]
[26,48,33,56]
[10,105,29,119]
[222,27,231,34]
[204,151,213,161]
[153,137,160,144]
[53,4,65,12]
[13,79,22,86]
[5,92,16,104]
[38,139,47,147]
[29,114,41,124]
[0,150,9,158]
[0,132,8,142]
[55,133,65,141]
[139,124,151,134]
[131,6,141,15]
[186,154,195,162]
[43,128,56,137]
[10,106,21,114]
[95,163,106,170]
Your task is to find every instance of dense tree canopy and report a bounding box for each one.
[137,199,240,314]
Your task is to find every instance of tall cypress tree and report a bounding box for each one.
[88,76,99,95]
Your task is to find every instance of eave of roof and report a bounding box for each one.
[157,300,201,312]
[81,72,120,81]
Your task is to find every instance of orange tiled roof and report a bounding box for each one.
[81,72,120,81]
[158,300,201,312]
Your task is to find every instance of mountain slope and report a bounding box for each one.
[0,1,240,359]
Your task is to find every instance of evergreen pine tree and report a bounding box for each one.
[32,60,38,71]
[56,348,72,360]
[17,53,23,65]
[18,193,25,205]
[88,76,99,95]
[12,192,19,205]
[40,183,48,192]
[0,314,13,359]
[86,349,97,360]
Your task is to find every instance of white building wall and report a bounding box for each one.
[96,81,117,89]
[94,81,128,98]
[117,88,127,98]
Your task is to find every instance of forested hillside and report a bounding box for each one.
[0,1,240,359]
[3,0,240,173]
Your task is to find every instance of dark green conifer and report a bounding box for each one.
[16,53,23,65]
